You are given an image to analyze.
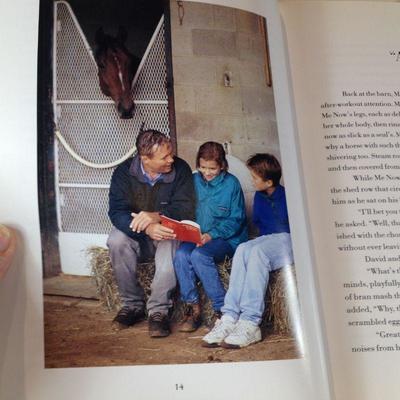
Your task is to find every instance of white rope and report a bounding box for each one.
[55,129,136,169]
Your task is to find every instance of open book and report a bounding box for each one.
[160,215,202,244]
[2,0,400,400]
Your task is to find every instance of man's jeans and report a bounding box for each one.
[107,228,179,315]
[173,239,234,312]
[222,233,293,325]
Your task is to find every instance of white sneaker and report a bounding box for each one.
[222,319,261,348]
[202,316,236,347]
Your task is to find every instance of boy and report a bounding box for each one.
[202,153,293,348]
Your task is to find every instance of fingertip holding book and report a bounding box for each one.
[0,224,17,280]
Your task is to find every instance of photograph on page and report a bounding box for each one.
[37,0,304,368]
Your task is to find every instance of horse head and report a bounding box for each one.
[94,26,138,119]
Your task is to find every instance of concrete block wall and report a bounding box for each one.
[170,1,281,169]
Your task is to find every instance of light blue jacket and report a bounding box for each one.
[194,171,248,250]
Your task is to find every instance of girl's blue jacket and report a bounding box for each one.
[194,171,248,250]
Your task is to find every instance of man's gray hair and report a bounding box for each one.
[135,129,171,157]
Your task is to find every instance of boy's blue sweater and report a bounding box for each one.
[253,184,290,236]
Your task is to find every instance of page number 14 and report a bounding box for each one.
[175,383,184,391]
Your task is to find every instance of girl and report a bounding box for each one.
[174,142,248,332]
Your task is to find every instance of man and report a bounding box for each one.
[107,129,195,337]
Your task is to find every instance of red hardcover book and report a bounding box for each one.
[160,215,202,245]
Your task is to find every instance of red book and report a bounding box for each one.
[160,215,202,245]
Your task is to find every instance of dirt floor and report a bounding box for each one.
[43,276,302,368]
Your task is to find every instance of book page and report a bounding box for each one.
[281,1,400,399]
[0,0,329,399]
[180,220,200,228]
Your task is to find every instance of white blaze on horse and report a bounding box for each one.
[94,26,139,119]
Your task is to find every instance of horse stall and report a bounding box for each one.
[39,1,172,276]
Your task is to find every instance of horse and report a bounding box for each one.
[94,26,140,119]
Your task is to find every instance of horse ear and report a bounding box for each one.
[116,26,128,44]
[95,27,106,46]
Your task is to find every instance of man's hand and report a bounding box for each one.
[145,223,176,241]
[197,233,212,247]
[130,211,161,233]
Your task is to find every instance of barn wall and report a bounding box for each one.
[169,1,280,168]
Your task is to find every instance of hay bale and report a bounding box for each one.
[87,247,298,334]
[264,265,299,335]
[88,246,120,311]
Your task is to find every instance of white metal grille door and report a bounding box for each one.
[54,1,169,275]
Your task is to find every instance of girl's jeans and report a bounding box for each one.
[174,239,234,311]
